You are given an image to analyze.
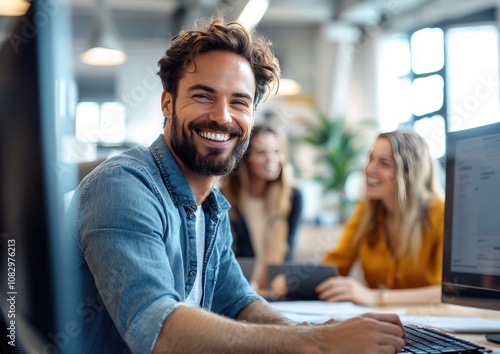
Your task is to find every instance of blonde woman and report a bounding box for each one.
[220,125,303,291]
[272,128,444,306]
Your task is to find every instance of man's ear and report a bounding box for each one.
[161,91,173,119]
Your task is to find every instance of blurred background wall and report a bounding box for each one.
[1,0,499,223]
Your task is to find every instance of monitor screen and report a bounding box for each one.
[0,1,80,353]
[442,122,500,311]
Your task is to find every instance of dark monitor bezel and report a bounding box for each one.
[442,122,500,311]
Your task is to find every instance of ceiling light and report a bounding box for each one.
[0,0,30,16]
[277,78,301,96]
[80,0,126,66]
[237,0,269,30]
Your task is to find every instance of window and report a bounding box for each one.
[377,12,500,158]
[75,102,100,143]
[411,28,444,75]
[411,75,444,117]
[413,115,446,159]
[446,25,499,132]
[376,34,412,132]
[75,101,126,144]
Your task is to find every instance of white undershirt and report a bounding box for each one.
[184,206,205,306]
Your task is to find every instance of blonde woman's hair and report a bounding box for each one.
[353,128,443,260]
[220,125,296,222]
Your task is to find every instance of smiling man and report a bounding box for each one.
[68,17,406,354]
[161,50,254,183]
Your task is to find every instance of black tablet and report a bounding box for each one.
[268,263,338,300]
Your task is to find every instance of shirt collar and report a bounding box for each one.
[149,134,230,213]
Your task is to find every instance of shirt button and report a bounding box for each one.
[188,213,195,219]
[189,270,196,276]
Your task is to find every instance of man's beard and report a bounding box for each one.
[169,109,250,176]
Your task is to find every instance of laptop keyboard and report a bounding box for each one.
[401,324,490,353]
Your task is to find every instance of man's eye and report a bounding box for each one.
[194,94,211,100]
[232,100,248,106]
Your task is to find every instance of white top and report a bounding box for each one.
[184,206,205,306]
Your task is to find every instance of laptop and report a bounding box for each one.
[267,263,338,300]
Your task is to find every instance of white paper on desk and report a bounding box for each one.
[270,301,405,323]
[401,315,500,333]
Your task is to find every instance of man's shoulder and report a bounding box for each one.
[87,147,154,180]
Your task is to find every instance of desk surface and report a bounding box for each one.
[385,303,500,351]
[272,301,500,351]
[404,304,500,353]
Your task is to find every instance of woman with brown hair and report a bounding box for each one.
[220,124,303,292]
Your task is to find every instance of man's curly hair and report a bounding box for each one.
[157,17,281,109]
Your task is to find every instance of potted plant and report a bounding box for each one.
[301,106,374,223]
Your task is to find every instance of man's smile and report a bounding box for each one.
[197,129,231,142]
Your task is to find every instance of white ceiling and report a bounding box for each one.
[64,0,435,53]
[67,0,434,33]
[0,0,435,51]
[0,0,435,94]
[67,0,433,26]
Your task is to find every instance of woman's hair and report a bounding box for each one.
[220,125,296,221]
[354,128,443,260]
[157,17,281,110]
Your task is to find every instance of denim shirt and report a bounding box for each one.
[68,135,262,354]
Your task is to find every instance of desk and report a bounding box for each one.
[272,301,500,352]
[386,303,500,351]
[404,304,500,353]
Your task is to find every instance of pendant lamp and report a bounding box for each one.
[80,0,126,66]
[0,0,30,16]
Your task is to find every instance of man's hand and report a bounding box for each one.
[311,313,406,354]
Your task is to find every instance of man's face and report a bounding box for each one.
[161,51,256,176]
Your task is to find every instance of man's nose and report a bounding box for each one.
[209,100,232,124]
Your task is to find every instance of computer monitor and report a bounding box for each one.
[0,1,80,353]
[442,121,500,342]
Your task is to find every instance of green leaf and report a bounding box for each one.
[299,105,375,221]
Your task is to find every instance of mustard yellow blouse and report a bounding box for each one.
[322,198,445,290]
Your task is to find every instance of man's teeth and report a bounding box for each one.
[367,177,381,185]
[199,131,230,142]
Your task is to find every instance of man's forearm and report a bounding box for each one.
[151,304,406,353]
[236,300,297,325]
[152,304,307,354]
